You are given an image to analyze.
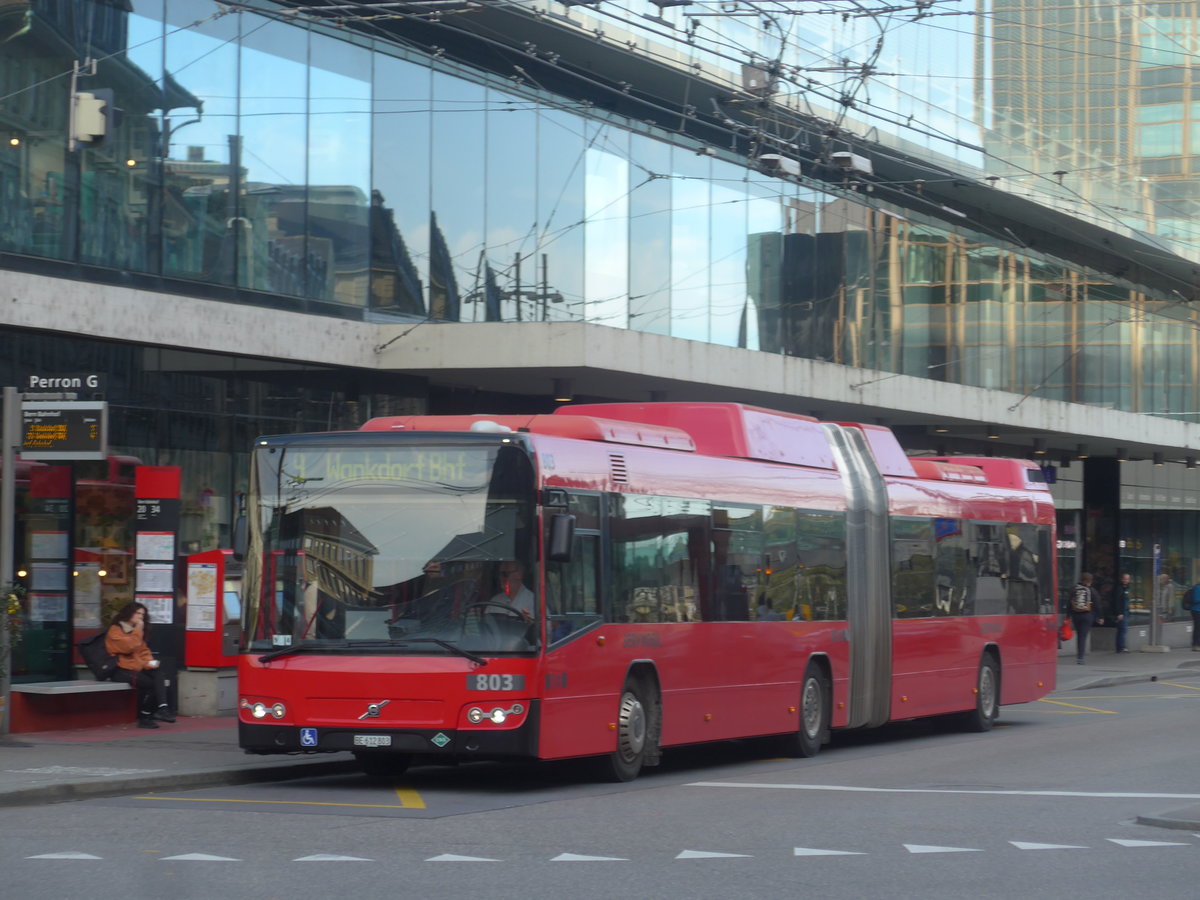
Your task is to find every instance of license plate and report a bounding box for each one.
[353,734,392,748]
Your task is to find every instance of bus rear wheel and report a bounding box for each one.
[781,662,829,758]
[596,678,650,782]
[354,751,413,779]
[960,655,999,733]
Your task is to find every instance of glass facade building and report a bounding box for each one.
[3,0,1200,418]
[3,0,1200,680]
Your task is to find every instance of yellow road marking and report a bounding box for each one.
[1035,698,1115,714]
[134,793,424,810]
[1157,681,1200,692]
[395,786,426,809]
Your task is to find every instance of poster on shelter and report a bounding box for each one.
[141,594,174,624]
[187,562,218,631]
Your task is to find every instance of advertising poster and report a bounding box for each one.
[73,561,102,627]
[29,592,68,622]
[135,562,174,594]
[187,562,218,631]
[141,594,174,624]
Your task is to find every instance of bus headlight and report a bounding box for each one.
[240,698,287,719]
[467,703,524,725]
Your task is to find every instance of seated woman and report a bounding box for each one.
[105,601,175,729]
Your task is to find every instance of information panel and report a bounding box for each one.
[21,401,108,460]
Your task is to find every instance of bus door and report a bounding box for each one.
[540,492,609,759]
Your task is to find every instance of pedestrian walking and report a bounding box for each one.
[1069,572,1100,664]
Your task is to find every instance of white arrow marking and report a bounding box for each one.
[904,844,983,854]
[793,847,865,856]
[160,853,241,861]
[425,854,500,862]
[294,854,373,862]
[551,852,628,861]
[27,852,102,860]
[1107,839,1191,848]
[1010,842,1089,850]
[676,850,753,859]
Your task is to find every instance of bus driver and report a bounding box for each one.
[492,561,534,622]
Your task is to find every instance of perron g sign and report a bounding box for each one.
[21,401,109,461]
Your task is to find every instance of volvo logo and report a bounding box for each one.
[358,699,391,720]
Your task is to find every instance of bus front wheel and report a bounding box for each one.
[781,662,829,758]
[596,678,650,782]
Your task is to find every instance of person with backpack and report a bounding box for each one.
[1070,572,1100,664]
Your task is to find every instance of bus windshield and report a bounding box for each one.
[240,438,538,656]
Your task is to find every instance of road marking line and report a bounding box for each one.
[134,795,412,809]
[688,782,1200,800]
[395,786,426,809]
[1108,838,1191,848]
[1036,698,1115,714]
[905,844,982,854]
[1010,841,1088,850]
[294,854,373,862]
[1157,681,1200,692]
[427,853,500,862]
[552,852,628,861]
[160,853,240,861]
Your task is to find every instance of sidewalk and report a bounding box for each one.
[2,652,1199,822]
[0,714,356,809]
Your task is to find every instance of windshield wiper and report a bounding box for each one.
[400,638,488,666]
[258,637,488,666]
[258,640,353,663]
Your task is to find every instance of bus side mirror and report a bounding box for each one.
[548,513,575,562]
[232,513,247,561]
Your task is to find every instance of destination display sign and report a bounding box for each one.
[283,447,491,488]
[21,401,108,460]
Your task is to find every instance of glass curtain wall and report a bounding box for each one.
[4,0,1200,418]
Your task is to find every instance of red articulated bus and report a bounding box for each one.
[237,402,1057,781]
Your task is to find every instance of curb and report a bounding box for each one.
[1062,669,1200,692]
[1135,811,1200,832]
[0,757,360,810]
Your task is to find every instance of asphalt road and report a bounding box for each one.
[6,677,1200,900]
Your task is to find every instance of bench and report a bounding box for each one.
[9,680,134,733]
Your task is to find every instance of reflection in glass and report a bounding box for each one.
[308,33,371,306]
[628,135,671,336]
[78,1,166,271]
[710,159,748,348]
[430,73,485,322]
[239,18,308,297]
[670,147,710,341]
[242,441,537,655]
[584,128,630,329]
[372,54,431,315]
[161,1,238,284]
[485,87,537,321]
[537,107,586,322]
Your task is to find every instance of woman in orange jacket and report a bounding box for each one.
[105,601,174,729]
